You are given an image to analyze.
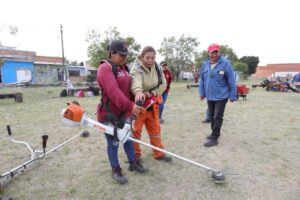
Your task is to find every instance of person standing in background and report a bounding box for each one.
[199,43,237,147]
[159,61,173,123]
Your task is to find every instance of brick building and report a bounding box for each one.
[253,63,300,78]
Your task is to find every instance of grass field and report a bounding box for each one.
[0,81,299,200]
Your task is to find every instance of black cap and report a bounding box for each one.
[109,40,129,56]
[160,61,167,66]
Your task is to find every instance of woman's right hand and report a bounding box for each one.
[132,104,143,116]
[135,91,145,102]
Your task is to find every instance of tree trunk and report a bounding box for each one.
[14,92,23,103]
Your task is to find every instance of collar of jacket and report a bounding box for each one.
[204,57,224,66]
[137,60,155,73]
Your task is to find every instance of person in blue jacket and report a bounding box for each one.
[199,43,237,147]
[292,72,300,83]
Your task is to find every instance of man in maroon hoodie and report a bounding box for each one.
[97,40,147,184]
[159,61,173,123]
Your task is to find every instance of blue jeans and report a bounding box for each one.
[103,120,136,168]
[159,92,169,119]
[105,134,136,168]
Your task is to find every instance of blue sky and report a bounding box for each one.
[1,0,299,66]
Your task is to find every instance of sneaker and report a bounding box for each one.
[160,118,165,123]
[128,160,149,173]
[202,119,211,123]
[204,138,218,147]
[155,154,172,162]
[112,167,128,184]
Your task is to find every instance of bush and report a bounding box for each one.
[87,74,96,83]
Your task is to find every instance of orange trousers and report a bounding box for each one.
[132,103,165,158]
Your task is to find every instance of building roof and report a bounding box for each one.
[254,63,300,77]
[0,46,64,65]
[0,47,36,62]
[35,56,63,65]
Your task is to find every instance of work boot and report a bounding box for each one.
[112,167,128,184]
[128,160,148,173]
[155,154,172,162]
[204,138,218,147]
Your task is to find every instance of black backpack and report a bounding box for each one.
[149,62,163,92]
[100,59,129,78]
[60,89,68,97]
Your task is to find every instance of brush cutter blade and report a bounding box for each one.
[212,170,225,184]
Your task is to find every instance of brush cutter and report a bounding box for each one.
[0,125,88,191]
[61,102,225,184]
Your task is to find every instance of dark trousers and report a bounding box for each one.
[207,99,228,139]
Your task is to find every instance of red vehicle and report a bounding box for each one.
[236,85,249,100]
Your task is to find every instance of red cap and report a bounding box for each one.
[208,44,220,53]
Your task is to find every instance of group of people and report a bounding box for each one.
[96,40,236,184]
[96,40,173,184]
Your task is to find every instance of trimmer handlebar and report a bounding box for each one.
[7,125,12,136]
[42,135,48,154]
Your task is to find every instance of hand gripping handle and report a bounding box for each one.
[7,125,12,136]
[42,135,49,154]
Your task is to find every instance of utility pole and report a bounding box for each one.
[60,24,67,81]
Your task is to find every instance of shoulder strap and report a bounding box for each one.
[155,62,162,86]
[149,62,162,92]
[100,59,129,78]
[100,59,118,78]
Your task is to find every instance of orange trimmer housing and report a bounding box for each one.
[63,103,85,122]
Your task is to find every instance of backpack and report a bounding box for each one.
[76,90,85,97]
[100,59,129,78]
[149,62,163,92]
[60,89,68,97]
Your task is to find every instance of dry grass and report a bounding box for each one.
[0,81,300,200]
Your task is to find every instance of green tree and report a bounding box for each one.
[158,34,200,80]
[239,56,260,75]
[194,50,208,69]
[233,61,248,74]
[220,45,238,63]
[86,27,141,68]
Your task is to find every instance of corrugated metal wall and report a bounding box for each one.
[1,60,34,84]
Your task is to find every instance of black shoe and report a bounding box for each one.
[202,119,211,123]
[128,160,149,173]
[155,154,172,162]
[112,167,128,184]
[204,138,218,147]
